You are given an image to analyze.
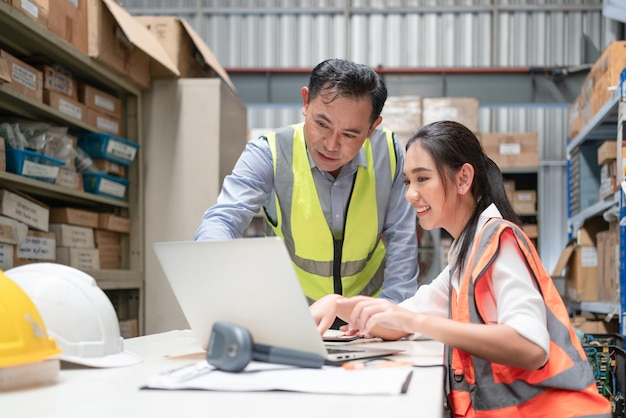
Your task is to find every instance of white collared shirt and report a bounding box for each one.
[400,204,550,358]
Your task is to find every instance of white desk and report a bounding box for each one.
[0,330,445,418]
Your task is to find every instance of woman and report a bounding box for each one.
[311,121,610,417]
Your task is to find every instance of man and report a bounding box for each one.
[195,58,418,308]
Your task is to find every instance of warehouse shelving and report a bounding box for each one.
[565,86,624,334]
[0,2,145,334]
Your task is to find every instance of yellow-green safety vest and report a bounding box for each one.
[263,122,397,302]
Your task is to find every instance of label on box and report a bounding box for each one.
[17,236,55,260]
[22,160,60,181]
[11,62,37,91]
[68,0,79,8]
[438,107,458,120]
[98,177,126,198]
[499,143,521,155]
[20,0,39,18]
[0,190,49,232]
[59,98,83,120]
[95,94,115,112]
[580,247,598,268]
[107,140,137,162]
[96,116,119,134]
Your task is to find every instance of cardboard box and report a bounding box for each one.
[92,158,126,177]
[552,241,599,302]
[47,0,88,54]
[49,223,95,248]
[98,213,130,233]
[49,207,98,228]
[136,16,237,92]
[599,160,618,200]
[0,189,50,232]
[479,132,539,168]
[0,215,27,244]
[380,96,422,147]
[94,228,121,246]
[597,224,619,303]
[0,243,14,270]
[98,243,120,269]
[597,140,617,166]
[9,0,48,27]
[0,49,43,102]
[570,315,617,334]
[422,97,480,133]
[38,64,78,99]
[513,190,537,214]
[43,90,86,122]
[86,108,121,135]
[119,318,138,338]
[56,246,99,269]
[78,83,122,118]
[55,167,83,191]
[15,230,56,264]
[87,0,179,89]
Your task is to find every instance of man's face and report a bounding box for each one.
[301,87,382,177]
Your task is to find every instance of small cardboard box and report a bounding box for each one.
[85,108,121,135]
[38,64,78,99]
[0,243,15,270]
[0,189,50,232]
[47,0,88,54]
[0,49,43,102]
[597,140,617,166]
[0,215,27,244]
[422,97,480,133]
[596,224,619,303]
[43,90,86,122]
[9,0,48,27]
[136,16,237,93]
[78,83,122,118]
[98,213,130,233]
[94,228,121,246]
[56,246,100,269]
[55,167,83,191]
[98,243,120,269]
[479,132,539,168]
[380,96,422,148]
[49,223,95,248]
[15,230,56,264]
[49,207,98,228]
[552,241,599,302]
[92,158,126,177]
[87,0,179,89]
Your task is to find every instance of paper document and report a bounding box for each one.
[143,361,413,395]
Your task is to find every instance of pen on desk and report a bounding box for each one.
[342,360,414,370]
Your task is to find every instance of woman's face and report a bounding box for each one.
[403,141,465,238]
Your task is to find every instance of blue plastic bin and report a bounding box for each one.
[83,173,130,200]
[6,148,65,184]
[78,133,139,167]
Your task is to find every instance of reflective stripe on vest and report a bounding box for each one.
[264,123,396,301]
[447,218,611,417]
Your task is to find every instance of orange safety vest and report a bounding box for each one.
[447,218,611,418]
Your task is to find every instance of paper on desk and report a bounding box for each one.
[143,361,413,395]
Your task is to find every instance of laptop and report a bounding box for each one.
[153,236,403,365]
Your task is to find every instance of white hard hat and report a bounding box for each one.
[5,263,142,368]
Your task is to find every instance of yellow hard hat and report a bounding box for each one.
[0,270,61,368]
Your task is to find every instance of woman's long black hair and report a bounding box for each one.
[405,120,522,273]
